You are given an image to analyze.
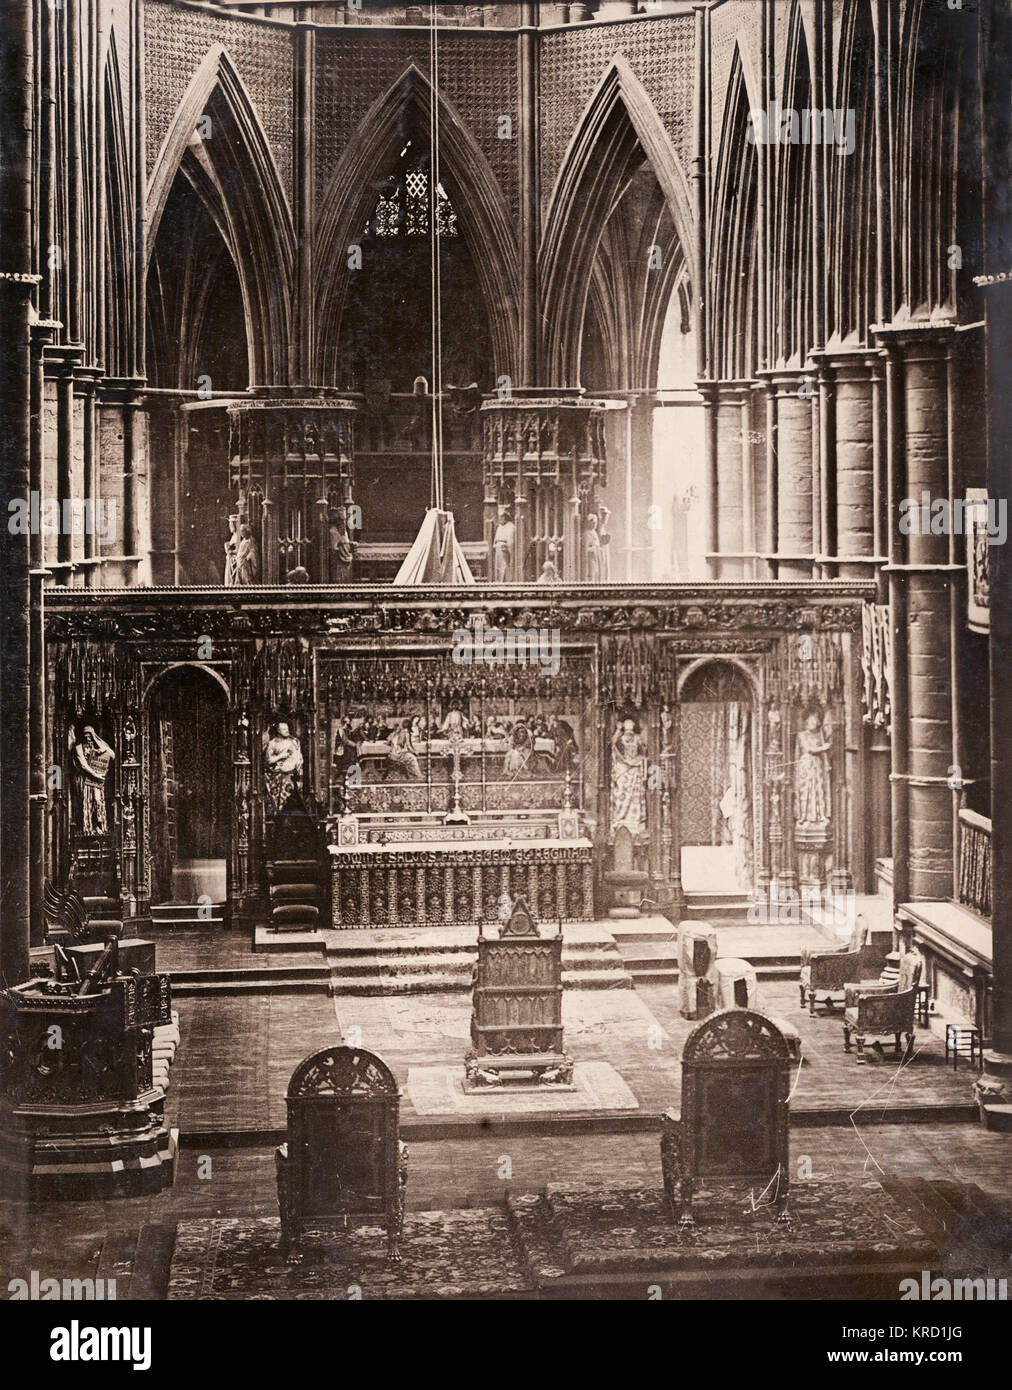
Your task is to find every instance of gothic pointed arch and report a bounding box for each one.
[709,46,760,380]
[313,64,519,383]
[895,0,964,318]
[540,57,696,387]
[828,0,876,344]
[771,6,814,367]
[145,45,294,385]
[103,31,134,378]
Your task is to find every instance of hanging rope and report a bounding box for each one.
[428,1,445,511]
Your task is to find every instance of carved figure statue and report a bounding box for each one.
[660,703,674,754]
[492,505,515,582]
[330,505,355,581]
[440,705,466,741]
[264,721,303,812]
[385,720,423,782]
[234,523,260,585]
[504,720,532,776]
[598,506,612,581]
[537,557,560,584]
[223,515,239,586]
[585,513,603,583]
[611,718,647,840]
[795,712,832,826]
[72,726,115,835]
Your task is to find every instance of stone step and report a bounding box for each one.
[325,945,629,994]
[328,965,631,996]
[893,1177,1012,1274]
[170,965,328,983]
[681,894,753,923]
[169,964,330,997]
[151,902,225,926]
[172,978,330,996]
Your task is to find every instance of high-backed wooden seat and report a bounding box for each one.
[275,1045,407,1262]
[661,1009,793,1226]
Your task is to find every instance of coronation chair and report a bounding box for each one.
[842,946,923,1064]
[799,913,886,1015]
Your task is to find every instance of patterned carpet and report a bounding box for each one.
[507,1178,937,1284]
[166,1178,936,1299]
[167,1211,529,1299]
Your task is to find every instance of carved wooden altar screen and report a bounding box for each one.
[661,1009,792,1225]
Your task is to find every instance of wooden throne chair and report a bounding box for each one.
[275,1045,407,1262]
[661,1008,792,1227]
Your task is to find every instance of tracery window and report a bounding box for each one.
[366,149,458,239]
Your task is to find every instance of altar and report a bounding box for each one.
[327,821,594,929]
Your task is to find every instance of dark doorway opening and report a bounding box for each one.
[148,665,230,908]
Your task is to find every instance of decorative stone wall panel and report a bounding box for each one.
[314,31,518,217]
[539,15,695,212]
[144,1,294,203]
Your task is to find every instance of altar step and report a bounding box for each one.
[151,901,226,927]
[610,918,809,984]
[615,946,800,985]
[680,891,754,923]
[323,926,630,995]
[167,963,331,997]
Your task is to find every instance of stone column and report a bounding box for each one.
[518,3,539,387]
[878,326,959,903]
[0,0,36,987]
[813,351,883,580]
[765,370,816,579]
[698,382,719,577]
[293,12,316,388]
[628,392,656,581]
[973,83,1012,1122]
[29,322,55,947]
[712,383,746,579]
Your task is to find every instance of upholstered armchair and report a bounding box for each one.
[842,947,923,1064]
[799,915,887,1015]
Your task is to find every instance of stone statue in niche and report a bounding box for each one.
[223,515,239,586]
[584,512,603,582]
[233,523,260,586]
[598,506,612,581]
[660,703,674,754]
[611,717,647,841]
[72,726,115,835]
[329,505,355,581]
[492,504,515,582]
[795,711,832,827]
[263,721,303,813]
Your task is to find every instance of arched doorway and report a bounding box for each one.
[678,661,757,893]
[147,665,230,912]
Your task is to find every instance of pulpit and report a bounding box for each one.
[0,944,176,1198]
[465,896,573,1087]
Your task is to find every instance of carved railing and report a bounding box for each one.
[958,808,992,918]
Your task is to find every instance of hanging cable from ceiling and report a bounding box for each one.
[428,1,445,512]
